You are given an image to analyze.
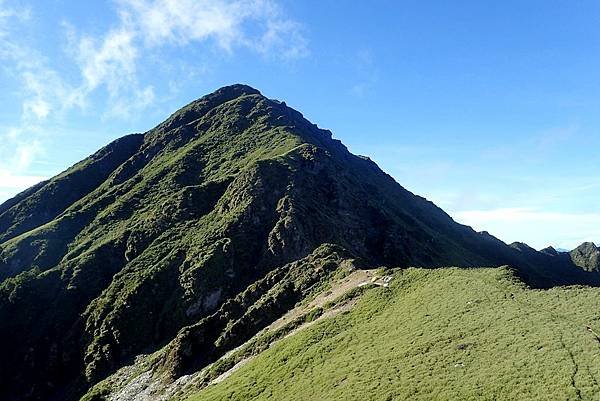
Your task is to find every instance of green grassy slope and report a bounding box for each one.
[2,84,600,401]
[188,268,600,401]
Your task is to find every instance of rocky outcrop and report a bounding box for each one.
[540,246,559,256]
[569,242,600,271]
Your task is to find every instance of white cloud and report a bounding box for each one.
[105,85,156,119]
[12,139,43,170]
[118,0,245,48]
[455,208,600,224]
[76,28,139,93]
[0,170,46,190]
[66,24,152,117]
[63,0,307,119]
[23,98,50,119]
[18,64,82,119]
[0,4,83,124]
[0,125,44,170]
[0,168,47,204]
[2,0,307,122]
[0,0,307,200]
[350,48,378,97]
[452,207,600,250]
[2,0,307,125]
[0,7,73,190]
[116,0,307,56]
[0,0,30,38]
[253,18,308,59]
[0,124,45,203]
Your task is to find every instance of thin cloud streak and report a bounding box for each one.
[0,171,46,190]
[0,0,307,188]
[452,207,600,250]
[65,0,307,118]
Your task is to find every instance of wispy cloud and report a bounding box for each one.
[63,0,307,118]
[0,0,307,200]
[0,4,50,193]
[0,2,70,121]
[454,207,600,224]
[117,0,307,56]
[64,22,152,118]
[0,171,46,190]
[350,48,378,97]
[0,126,46,201]
[453,207,600,250]
[533,124,579,150]
[2,0,307,123]
[0,0,29,37]
[0,166,47,203]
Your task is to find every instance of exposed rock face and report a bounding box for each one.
[0,84,598,401]
[540,246,559,256]
[569,242,600,271]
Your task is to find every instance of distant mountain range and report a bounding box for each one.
[0,85,598,401]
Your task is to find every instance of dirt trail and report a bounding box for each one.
[268,269,378,333]
[210,269,385,386]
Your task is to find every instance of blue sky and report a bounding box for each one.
[1,0,599,249]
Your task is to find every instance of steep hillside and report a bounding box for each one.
[570,242,600,271]
[0,85,598,401]
[182,268,600,401]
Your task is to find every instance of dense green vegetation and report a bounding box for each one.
[188,268,600,401]
[1,84,599,401]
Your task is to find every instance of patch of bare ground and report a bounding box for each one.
[208,269,384,386]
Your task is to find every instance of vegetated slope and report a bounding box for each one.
[0,84,598,401]
[187,268,600,401]
[569,242,600,271]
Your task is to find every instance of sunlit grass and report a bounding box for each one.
[188,267,600,401]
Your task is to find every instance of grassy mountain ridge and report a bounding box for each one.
[0,134,144,246]
[186,267,600,401]
[0,84,598,401]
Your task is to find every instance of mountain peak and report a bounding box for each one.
[569,241,600,271]
[146,83,343,162]
[156,84,264,134]
[540,246,558,256]
[211,83,262,99]
[575,241,598,249]
[3,86,600,401]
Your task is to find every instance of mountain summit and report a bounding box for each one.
[569,242,600,271]
[0,85,598,401]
